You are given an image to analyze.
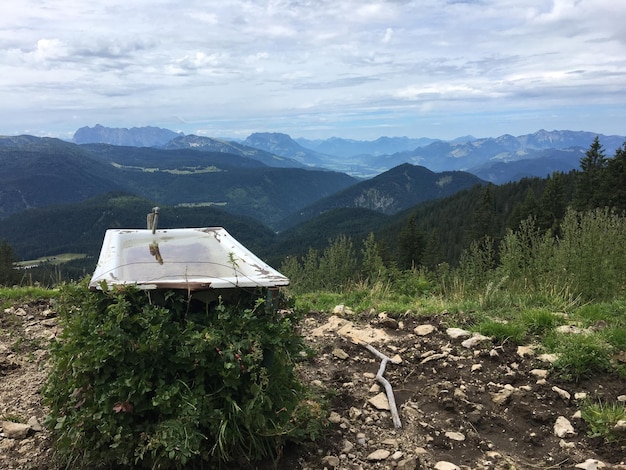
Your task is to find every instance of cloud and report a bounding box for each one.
[0,0,625,140]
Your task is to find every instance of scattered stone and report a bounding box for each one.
[26,416,42,432]
[489,349,500,358]
[471,364,483,372]
[575,459,607,469]
[363,372,376,379]
[618,395,626,402]
[391,450,404,460]
[328,412,342,424]
[461,334,491,348]
[396,457,418,470]
[538,353,559,363]
[530,369,549,379]
[368,392,391,411]
[517,345,536,357]
[491,388,514,405]
[414,324,435,336]
[434,461,461,470]
[420,353,448,364]
[554,416,576,438]
[332,348,349,360]
[356,432,367,445]
[445,431,465,441]
[381,438,398,446]
[342,440,354,453]
[446,328,472,339]
[614,420,626,432]
[552,386,571,401]
[367,449,391,461]
[321,455,340,468]
[1,421,30,439]
[379,317,399,330]
[333,305,354,315]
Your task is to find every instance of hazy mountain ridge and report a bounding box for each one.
[0,136,356,226]
[162,134,306,169]
[73,124,182,147]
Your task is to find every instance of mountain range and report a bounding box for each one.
[0,124,623,266]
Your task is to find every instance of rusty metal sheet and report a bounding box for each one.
[89,227,289,290]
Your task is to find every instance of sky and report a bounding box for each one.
[1,0,625,141]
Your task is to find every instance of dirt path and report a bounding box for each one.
[1,301,625,469]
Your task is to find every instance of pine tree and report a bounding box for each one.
[397,215,425,270]
[0,239,17,286]
[575,136,607,210]
[606,142,626,212]
[539,172,566,235]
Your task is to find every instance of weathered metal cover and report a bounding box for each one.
[89,227,289,290]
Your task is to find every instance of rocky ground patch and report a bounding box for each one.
[1,300,625,469]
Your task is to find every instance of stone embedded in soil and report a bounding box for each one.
[321,455,340,468]
[26,416,42,432]
[414,324,435,336]
[1,421,30,439]
[552,386,571,401]
[461,334,491,349]
[517,345,537,357]
[366,449,391,461]
[554,416,576,438]
[575,459,607,470]
[491,388,514,405]
[446,327,471,339]
[332,348,349,360]
[368,392,391,410]
[445,431,466,441]
[614,420,626,432]
[530,368,549,379]
[328,411,342,424]
[434,461,461,470]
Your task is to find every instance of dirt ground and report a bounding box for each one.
[1,300,626,469]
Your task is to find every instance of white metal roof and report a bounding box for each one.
[89,227,289,290]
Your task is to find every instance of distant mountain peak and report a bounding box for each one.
[73,124,182,147]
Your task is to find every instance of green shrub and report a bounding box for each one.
[581,400,626,443]
[44,281,327,469]
[476,319,527,344]
[547,333,613,382]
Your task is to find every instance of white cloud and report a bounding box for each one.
[0,0,625,139]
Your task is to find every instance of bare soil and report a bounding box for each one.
[1,300,626,469]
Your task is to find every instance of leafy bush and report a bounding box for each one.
[547,333,614,382]
[44,281,327,469]
[581,400,626,443]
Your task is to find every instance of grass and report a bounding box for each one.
[0,286,60,310]
[581,400,626,443]
[15,253,87,268]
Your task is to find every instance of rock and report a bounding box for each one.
[471,364,483,372]
[332,348,349,360]
[618,395,626,402]
[614,420,626,432]
[356,432,367,445]
[381,437,398,446]
[368,392,391,411]
[517,345,537,357]
[420,353,448,364]
[554,416,576,438]
[461,334,491,348]
[379,317,399,330]
[435,462,461,470]
[27,416,42,432]
[491,388,514,405]
[333,304,354,315]
[446,328,471,339]
[575,459,607,469]
[328,411,342,424]
[321,455,340,468]
[538,353,559,363]
[391,450,404,460]
[445,431,465,441]
[414,324,435,336]
[396,457,418,470]
[367,449,391,461]
[530,369,549,379]
[1,421,30,439]
[552,386,571,401]
[342,440,354,453]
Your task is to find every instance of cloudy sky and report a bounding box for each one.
[1,0,625,141]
